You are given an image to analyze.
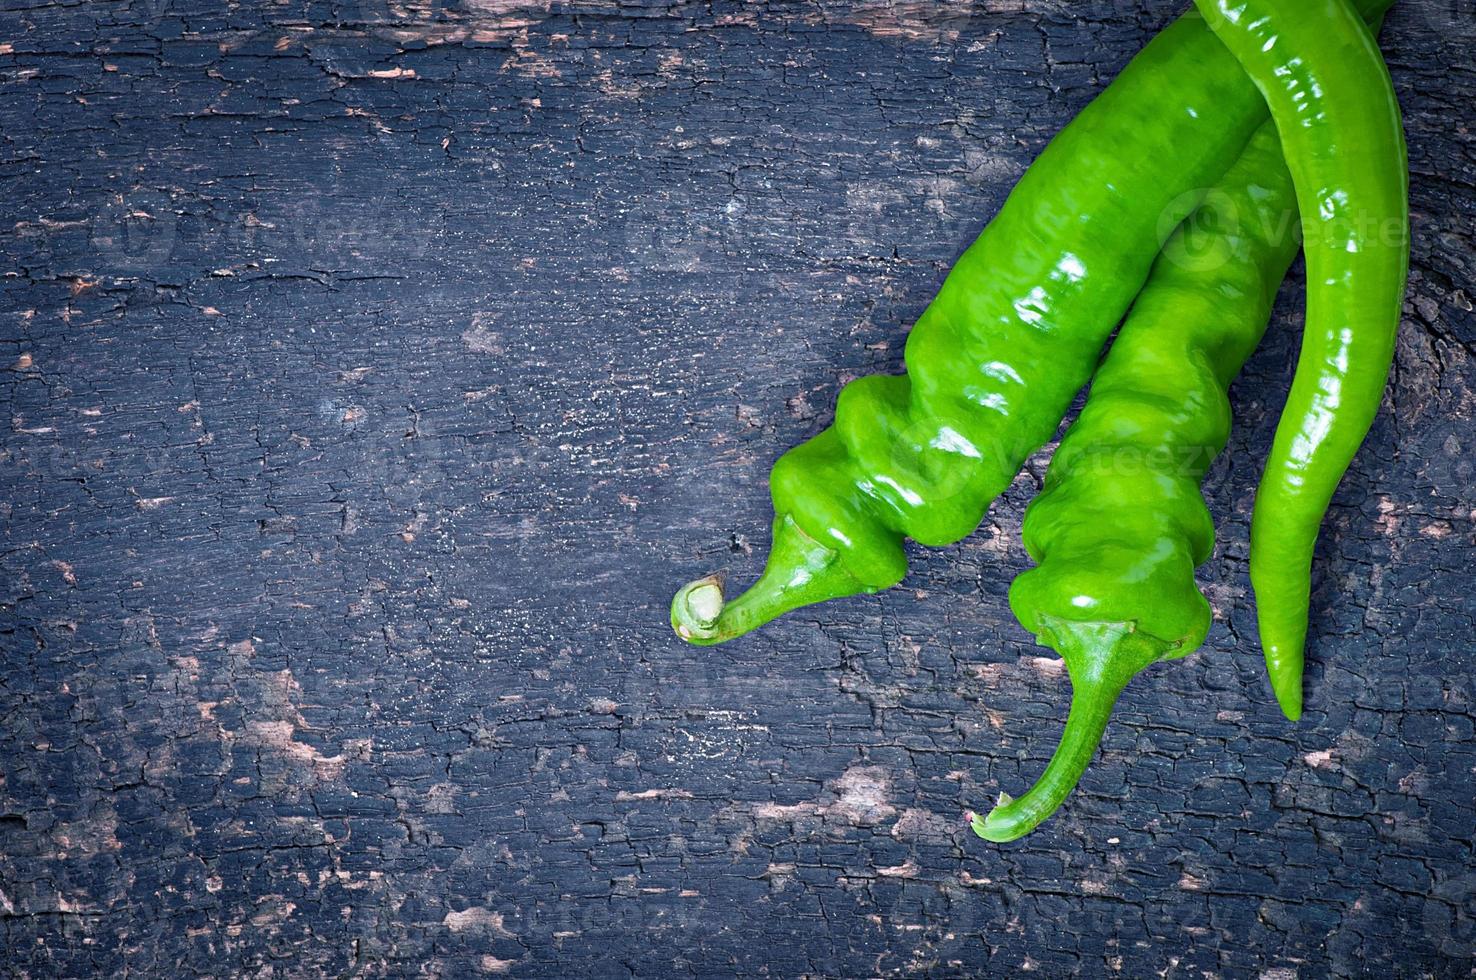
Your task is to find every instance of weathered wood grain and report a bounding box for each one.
[1,0,1473,976]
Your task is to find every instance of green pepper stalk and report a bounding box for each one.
[671,0,1396,648]
[974,122,1303,842]
[1193,0,1410,722]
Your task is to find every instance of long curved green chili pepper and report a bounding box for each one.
[671,0,1394,648]
[971,121,1303,842]
[1194,0,1409,721]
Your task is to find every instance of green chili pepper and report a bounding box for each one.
[672,0,1394,647]
[972,121,1302,842]
[1194,0,1410,721]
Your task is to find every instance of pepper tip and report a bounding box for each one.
[1273,682,1303,723]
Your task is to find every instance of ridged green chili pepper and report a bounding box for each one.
[671,0,1395,648]
[971,121,1302,842]
[1194,0,1410,721]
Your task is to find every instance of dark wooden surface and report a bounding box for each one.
[2,1,1473,976]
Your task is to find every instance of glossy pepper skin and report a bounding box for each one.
[1194,0,1410,721]
[671,0,1394,646]
[972,121,1302,842]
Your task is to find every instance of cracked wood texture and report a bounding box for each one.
[2,0,1474,976]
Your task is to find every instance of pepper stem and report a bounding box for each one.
[972,621,1169,842]
[670,514,876,645]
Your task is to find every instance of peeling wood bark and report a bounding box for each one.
[1,0,1473,976]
